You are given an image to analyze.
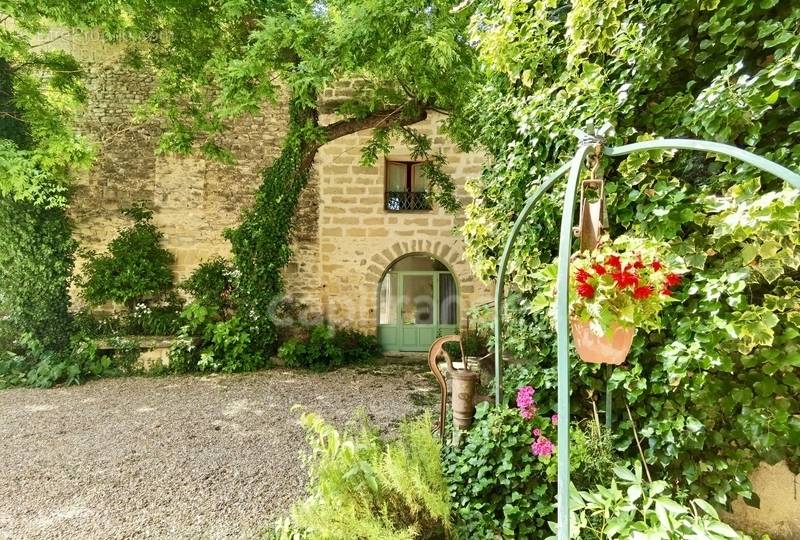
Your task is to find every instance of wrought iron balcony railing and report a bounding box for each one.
[385,191,431,212]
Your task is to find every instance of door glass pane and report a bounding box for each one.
[401,275,434,325]
[412,163,429,192]
[379,273,398,325]
[439,273,458,325]
[387,162,407,191]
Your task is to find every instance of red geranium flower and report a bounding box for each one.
[633,285,654,299]
[612,270,639,289]
[575,269,591,283]
[606,255,621,270]
[592,263,606,276]
[665,273,682,287]
[661,288,672,296]
[576,282,595,298]
[651,260,662,271]
[633,258,644,269]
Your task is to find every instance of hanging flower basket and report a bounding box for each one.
[570,320,634,365]
[565,236,686,365]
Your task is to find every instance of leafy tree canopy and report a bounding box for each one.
[98,0,476,208]
[0,1,115,204]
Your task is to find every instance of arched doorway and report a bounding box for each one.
[377,254,459,352]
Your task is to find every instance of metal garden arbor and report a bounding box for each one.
[492,131,800,540]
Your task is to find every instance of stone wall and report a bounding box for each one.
[42,29,326,312]
[311,104,492,331]
[55,29,492,330]
[724,462,800,540]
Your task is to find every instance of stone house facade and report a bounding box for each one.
[56,30,492,352]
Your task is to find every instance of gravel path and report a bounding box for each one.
[0,360,439,540]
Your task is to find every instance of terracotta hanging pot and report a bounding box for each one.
[571,320,635,365]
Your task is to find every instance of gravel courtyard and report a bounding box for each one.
[0,360,439,539]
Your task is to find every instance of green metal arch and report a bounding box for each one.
[492,137,800,540]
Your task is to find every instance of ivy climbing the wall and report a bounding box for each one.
[225,125,310,354]
[451,0,800,515]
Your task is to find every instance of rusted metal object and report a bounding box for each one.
[428,335,481,442]
[572,147,608,252]
[449,368,480,430]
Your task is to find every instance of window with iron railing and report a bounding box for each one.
[385,160,431,212]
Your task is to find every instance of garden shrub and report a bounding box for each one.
[565,463,752,540]
[277,324,382,371]
[180,257,237,315]
[169,303,264,374]
[0,333,133,388]
[286,412,451,540]
[168,259,266,373]
[453,0,800,507]
[73,294,184,337]
[79,203,175,308]
[443,385,614,539]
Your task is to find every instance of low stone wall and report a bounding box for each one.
[96,336,178,370]
[724,461,800,539]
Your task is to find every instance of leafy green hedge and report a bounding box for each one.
[278,324,383,371]
[79,204,175,308]
[453,0,800,507]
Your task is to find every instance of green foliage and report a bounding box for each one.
[180,257,237,315]
[277,324,382,371]
[455,0,800,506]
[106,0,476,163]
[73,297,184,337]
[461,326,490,358]
[0,198,76,351]
[79,204,175,307]
[443,400,614,539]
[0,25,92,205]
[169,302,264,374]
[225,135,307,354]
[0,333,132,389]
[286,412,451,540]
[563,463,751,540]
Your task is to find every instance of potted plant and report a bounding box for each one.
[461,321,490,372]
[567,236,685,364]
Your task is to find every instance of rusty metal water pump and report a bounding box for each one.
[427,335,484,442]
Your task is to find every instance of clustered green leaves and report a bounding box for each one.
[455,0,800,510]
[443,401,616,539]
[277,324,383,371]
[79,204,175,308]
[564,463,749,540]
[272,412,452,540]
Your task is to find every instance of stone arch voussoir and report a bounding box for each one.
[363,240,471,286]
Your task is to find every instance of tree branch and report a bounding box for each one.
[297,104,429,172]
[324,104,427,143]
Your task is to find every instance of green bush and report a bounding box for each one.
[79,204,175,308]
[0,199,76,352]
[443,380,615,539]
[0,333,133,388]
[180,257,237,314]
[169,303,265,374]
[73,295,184,337]
[286,412,451,540]
[564,463,751,540]
[277,324,382,371]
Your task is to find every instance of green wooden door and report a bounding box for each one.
[379,270,458,352]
